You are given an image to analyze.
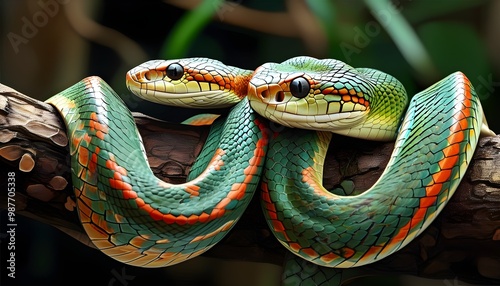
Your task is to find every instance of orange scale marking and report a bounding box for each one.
[321,87,334,94]
[321,252,341,263]
[212,208,226,219]
[458,118,470,130]
[386,186,440,250]
[174,215,188,225]
[289,243,301,252]
[198,212,210,223]
[78,145,90,167]
[184,184,200,197]
[148,209,163,221]
[389,222,411,244]
[122,190,138,199]
[129,235,149,248]
[83,133,92,144]
[162,214,177,224]
[425,183,442,197]
[109,178,133,191]
[341,247,355,259]
[203,74,214,82]
[338,88,349,95]
[135,197,145,207]
[89,153,98,173]
[213,75,224,83]
[261,184,273,204]
[72,137,82,149]
[186,214,200,225]
[364,245,383,259]
[302,248,319,259]
[194,74,204,81]
[447,129,465,144]
[419,197,436,208]
[216,197,231,209]
[272,220,286,232]
[432,169,452,184]
[442,144,460,157]
[96,131,106,140]
[113,171,122,180]
[438,155,458,170]
[116,166,127,176]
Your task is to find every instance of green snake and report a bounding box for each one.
[47,70,267,267]
[245,56,491,284]
[48,56,491,280]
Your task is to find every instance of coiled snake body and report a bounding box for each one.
[247,57,486,268]
[48,56,491,280]
[47,71,267,267]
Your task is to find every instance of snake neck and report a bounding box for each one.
[349,68,409,141]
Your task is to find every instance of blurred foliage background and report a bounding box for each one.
[0,0,498,285]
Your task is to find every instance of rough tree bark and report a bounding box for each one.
[0,82,499,284]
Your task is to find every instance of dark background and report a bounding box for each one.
[1,0,498,285]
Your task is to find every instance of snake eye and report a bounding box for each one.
[166,63,184,80]
[290,77,310,98]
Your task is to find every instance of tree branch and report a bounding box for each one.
[1,83,499,284]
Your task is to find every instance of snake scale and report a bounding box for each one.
[47,56,492,283]
[47,76,268,267]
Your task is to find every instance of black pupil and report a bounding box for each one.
[290,77,310,98]
[166,63,184,80]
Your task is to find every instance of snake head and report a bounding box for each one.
[126,58,253,108]
[248,56,408,141]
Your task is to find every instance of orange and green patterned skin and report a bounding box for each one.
[246,57,484,272]
[126,57,253,108]
[46,73,268,267]
[46,55,489,285]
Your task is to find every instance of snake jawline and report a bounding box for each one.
[47,76,268,267]
[261,72,481,268]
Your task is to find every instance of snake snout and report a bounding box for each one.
[249,83,287,104]
[260,89,285,103]
[131,69,162,83]
[127,60,167,84]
